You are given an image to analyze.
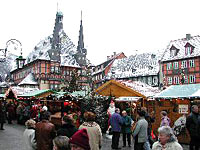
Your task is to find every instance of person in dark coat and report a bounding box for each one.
[0,102,6,130]
[6,102,15,124]
[57,115,77,138]
[121,110,132,147]
[35,111,56,150]
[110,108,123,149]
[142,107,156,149]
[186,105,200,150]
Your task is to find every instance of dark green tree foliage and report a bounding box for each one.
[80,95,110,133]
[68,69,80,92]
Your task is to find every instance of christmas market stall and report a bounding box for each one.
[4,86,39,104]
[153,84,200,144]
[46,91,82,128]
[18,89,55,102]
[96,80,160,117]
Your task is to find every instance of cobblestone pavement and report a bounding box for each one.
[0,121,26,150]
[0,122,189,150]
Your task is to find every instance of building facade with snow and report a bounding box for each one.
[10,11,88,90]
[160,34,200,87]
[92,52,126,88]
[102,53,161,88]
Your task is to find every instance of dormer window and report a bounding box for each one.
[170,45,179,57]
[185,42,194,55]
[185,47,192,55]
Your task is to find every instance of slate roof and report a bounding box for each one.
[161,35,200,62]
[154,84,200,99]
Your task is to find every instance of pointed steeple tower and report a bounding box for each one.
[75,11,87,66]
[52,11,63,49]
[48,10,63,62]
[77,11,84,53]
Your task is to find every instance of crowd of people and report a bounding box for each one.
[1,99,200,150]
[23,110,102,150]
[108,105,184,150]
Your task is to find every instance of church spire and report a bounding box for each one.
[77,11,84,52]
[75,11,87,66]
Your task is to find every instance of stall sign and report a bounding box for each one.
[178,104,188,114]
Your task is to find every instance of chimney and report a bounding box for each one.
[107,56,110,60]
[113,52,116,56]
[186,34,191,40]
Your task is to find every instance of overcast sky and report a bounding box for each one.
[1,0,200,65]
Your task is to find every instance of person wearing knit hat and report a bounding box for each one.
[69,128,91,150]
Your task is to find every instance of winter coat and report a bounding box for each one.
[186,112,200,137]
[23,128,37,150]
[57,123,77,138]
[133,117,148,143]
[79,121,102,150]
[160,116,170,127]
[35,120,56,150]
[6,104,15,119]
[152,140,183,150]
[0,105,6,123]
[110,112,123,132]
[121,115,132,133]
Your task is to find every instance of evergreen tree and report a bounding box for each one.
[62,69,80,93]
[80,94,110,133]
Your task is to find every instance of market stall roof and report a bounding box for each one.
[71,91,87,97]
[96,80,160,98]
[154,84,200,99]
[0,94,4,98]
[50,91,70,99]
[4,86,39,99]
[18,89,55,97]
[115,96,142,102]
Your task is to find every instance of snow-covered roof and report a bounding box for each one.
[18,73,38,86]
[117,80,161,97]
[26,31,80,68]
[161,35,200,62]
[106,52,161,79]
[4,86,39,98]
[154,84,200,99]
[0,82,10,87]
[18,89,54,97]
[92,52,124,75]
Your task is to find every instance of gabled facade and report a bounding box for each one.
[92,52,126,88]
[160,34,200,87]
[11,59,80,90]
[10,11,88,91]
